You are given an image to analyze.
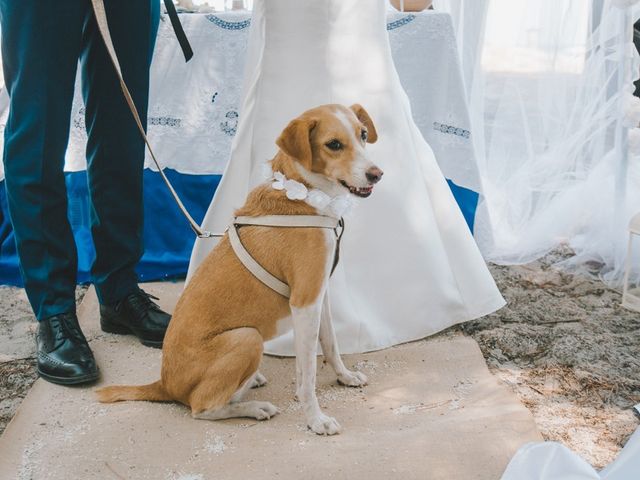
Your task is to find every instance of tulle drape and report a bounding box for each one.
[435,0,640,288]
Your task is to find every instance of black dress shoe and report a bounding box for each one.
[100,288,171,348]
[36,312,99,385]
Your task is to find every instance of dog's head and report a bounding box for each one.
[276,104,382,198]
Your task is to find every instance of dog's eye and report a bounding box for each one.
[361,129,368,142]
[326,139,343,151]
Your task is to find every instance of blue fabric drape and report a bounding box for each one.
[0,174,472,286]
[0,170,219,286]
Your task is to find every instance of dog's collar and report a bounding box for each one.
[264,169,355,218]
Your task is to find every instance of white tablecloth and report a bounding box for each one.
[0,10,479,192]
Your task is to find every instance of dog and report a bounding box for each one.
[97,104,382,435]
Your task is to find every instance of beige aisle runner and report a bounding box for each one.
[0,282,540,480]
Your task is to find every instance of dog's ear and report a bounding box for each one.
[276,118,317,170]
[350,104,378,144]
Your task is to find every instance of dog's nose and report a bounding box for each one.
[366,167,384,184]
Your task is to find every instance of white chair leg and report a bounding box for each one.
[622,232,634,310]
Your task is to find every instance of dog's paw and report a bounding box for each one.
[251,372,267,389]
[337,370,368,387]
[249,401,279,420]
[308,414,342,435]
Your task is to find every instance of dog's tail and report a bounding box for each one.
[96,380,172,403]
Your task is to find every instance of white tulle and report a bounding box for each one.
[435,0,640,289]
[612,0,640,9]
[500,426,640,480]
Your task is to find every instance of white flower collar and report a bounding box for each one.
[265,168,355,217]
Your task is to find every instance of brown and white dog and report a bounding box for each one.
[97,104,382,435]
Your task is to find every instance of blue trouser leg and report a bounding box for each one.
[1,0,159,318]
[0,1,88,320]
[80,0,159,305]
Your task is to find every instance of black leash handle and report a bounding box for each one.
[163,0,194,62]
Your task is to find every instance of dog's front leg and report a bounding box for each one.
[319,291,368,387]
[291,300,342,435]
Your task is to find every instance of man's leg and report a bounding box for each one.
[81,0,170,348]
[0,0,99,385]
[80,0,160,305]
[0,0,85,320]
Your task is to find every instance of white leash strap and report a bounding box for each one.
[90,0,212,238]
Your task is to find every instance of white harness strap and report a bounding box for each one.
[228,215,344,298]
[235,215,340,229]
[228,223,291,297]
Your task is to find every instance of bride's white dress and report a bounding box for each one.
[188,0,505,355]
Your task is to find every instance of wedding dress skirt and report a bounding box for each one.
[187,0,505,355]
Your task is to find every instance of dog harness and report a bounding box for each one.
[228,215,345,298]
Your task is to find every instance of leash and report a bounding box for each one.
[230,216,345,298]
[90,0,212,238]
[90,1,347,297]
[162,0,194,62]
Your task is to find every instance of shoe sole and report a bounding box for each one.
[37,369,100,386]
[100,318,164,349]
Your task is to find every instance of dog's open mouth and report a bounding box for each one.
[339,180,374,198]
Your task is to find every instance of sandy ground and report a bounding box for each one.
[1,251,639,469]
[467,249,640,469]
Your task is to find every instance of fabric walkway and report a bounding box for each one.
[0,282,540,480]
